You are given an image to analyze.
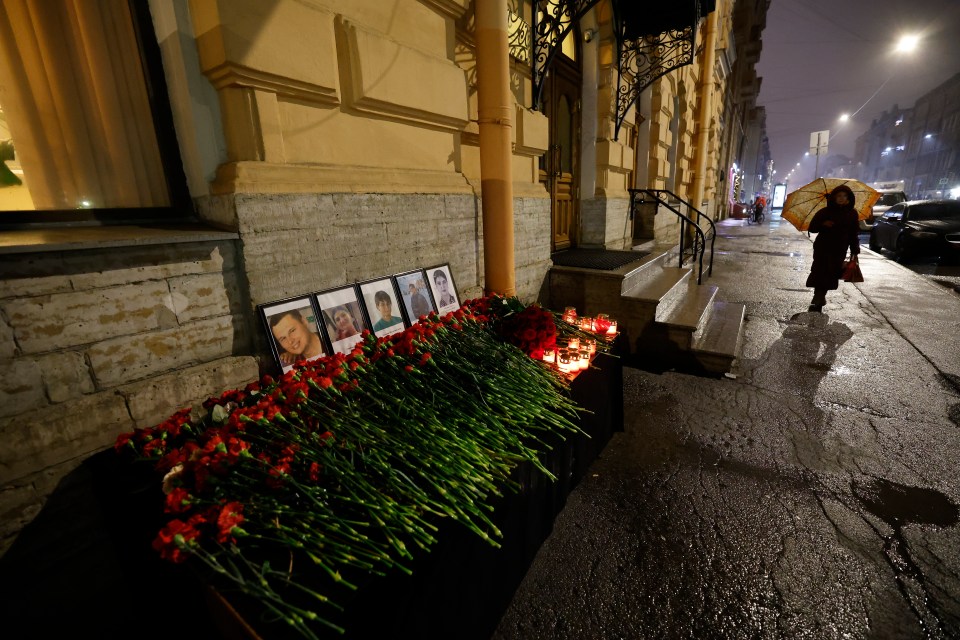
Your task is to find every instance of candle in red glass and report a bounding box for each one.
[594,313,611,333]
[562,307,578,323]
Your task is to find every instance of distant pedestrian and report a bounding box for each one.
[805,184,860,312]
[752,195,765,222]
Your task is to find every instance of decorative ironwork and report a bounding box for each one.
[508,11,531,64]
[531,0,602,109]
[629,188,715,284]
[614,26,697,140]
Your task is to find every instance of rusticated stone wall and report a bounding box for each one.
[0,240,259,555]
[210,191,551,317]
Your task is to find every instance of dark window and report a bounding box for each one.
[877,193,906,206]
[909,203,960,221]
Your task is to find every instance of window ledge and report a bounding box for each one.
[0,223,239,255]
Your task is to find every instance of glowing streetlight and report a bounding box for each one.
[839,113,849,123]
[895,34,920,53]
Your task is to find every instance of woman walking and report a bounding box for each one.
[806,184,860,312]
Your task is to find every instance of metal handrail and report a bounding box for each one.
[628,189,716,285]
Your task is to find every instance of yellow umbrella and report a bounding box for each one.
[781,178,880,231]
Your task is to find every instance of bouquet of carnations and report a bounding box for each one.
[115,295,600,638]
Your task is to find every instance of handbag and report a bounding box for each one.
[841,257,864,283]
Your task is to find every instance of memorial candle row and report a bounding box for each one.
[542,306,619,377]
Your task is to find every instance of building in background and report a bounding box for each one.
[854,72,960,198]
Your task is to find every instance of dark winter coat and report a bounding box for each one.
[805,188,860,291]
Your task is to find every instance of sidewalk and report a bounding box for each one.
[493,213,960,639]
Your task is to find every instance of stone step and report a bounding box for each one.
[547,250,666,317]
[655,283,719,350]
[622,266,690,306]
[690,301,745,373]
[618,251,673,294]
[547,244,745,376]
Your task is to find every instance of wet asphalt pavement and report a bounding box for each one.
[493,214,960,639]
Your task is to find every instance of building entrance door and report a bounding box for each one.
[540,54,581,251]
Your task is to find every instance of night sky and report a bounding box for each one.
[755,0,960,185]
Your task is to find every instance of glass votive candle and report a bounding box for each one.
[562,307,578,323]
[566,336,580,351]
[578,350,590,371]
[542,347,556,364]
[579,316,594,332]
[606,319,618,335]
[594,313,611,333]
[557,348,573,373]
[567,347,580,372]
[584,338,596,354]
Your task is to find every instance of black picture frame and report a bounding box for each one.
[313,285,372,355]
[257,296,330,374]
[358,276,409,338]
[425,263,460,314]
[394,269,437,324]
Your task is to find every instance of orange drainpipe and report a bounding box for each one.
[475,0,516,296]
[692,6,719,211]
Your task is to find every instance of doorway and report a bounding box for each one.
[540,50,582,251]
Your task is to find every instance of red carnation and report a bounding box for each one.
[153,518,201,564]
[165,487,192,514]
[216,502,245,544]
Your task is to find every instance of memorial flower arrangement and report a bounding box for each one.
[115,295,612,638]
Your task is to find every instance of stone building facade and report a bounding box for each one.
[0,0,767,554]
[854,72,960,197]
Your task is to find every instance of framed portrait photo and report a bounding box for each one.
[314,285,371,354]
[358,277,408,339]
[394,269,437,324]
[258,296,329,374]
[426,263,460,315]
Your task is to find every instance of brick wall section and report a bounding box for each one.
[231,192,552,311]
[0,241,259,556]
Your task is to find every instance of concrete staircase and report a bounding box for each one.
[547,246,745,375]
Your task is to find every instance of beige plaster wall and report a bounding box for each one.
[188,0,473,195]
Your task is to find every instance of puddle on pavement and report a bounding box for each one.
[741,250,803,257]
[851,478,958,632]
[826,365,854,376]
[854,478,958,528]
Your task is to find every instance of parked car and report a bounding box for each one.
[868,199,960,263]
[860,189,908,231]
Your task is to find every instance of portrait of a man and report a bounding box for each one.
[260,299,327,373]
[395,269,436,324]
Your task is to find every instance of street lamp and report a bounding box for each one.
[895,34,920,53]
[913,133,936,198]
